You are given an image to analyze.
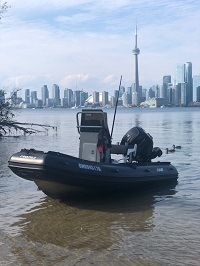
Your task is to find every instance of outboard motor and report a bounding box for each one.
[120,127,162,162]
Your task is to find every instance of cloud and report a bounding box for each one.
[1,0,200,99]
[59,74,120,95]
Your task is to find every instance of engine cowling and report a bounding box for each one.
[120,127,162,162]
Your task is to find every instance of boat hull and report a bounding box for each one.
[8,149,178,198]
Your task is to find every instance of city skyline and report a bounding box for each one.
[15,60,200,104]
[18,63,200,108]
[0,1,200,95]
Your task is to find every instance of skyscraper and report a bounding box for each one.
[93,91,100,104]
[31,91,37,104]
[185,62,193,104]
[25,89,30,104]
[163,75,171,84]
[197,86,200,102]
[52,84,60,107]
[63,88,73,107]
[41,85,49,106]
[74,90,82,107]
[193,74,200,102]
[175,62,193,105]
[175,83,181,106]
[181,83,187,105]
[102,91,109,107]
[160,75,172,104]
[175,64,185,84]
[122,92,128,107]
[80,91,88,106]
[126,86,132,105]
[132,25,141,105]
[161,75,171,104]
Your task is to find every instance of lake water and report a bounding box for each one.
[0,107,200,265]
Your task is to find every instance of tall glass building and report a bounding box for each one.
[175,62,193,105]
[25,89,30,104]
[93,91,100,104]
[41,85,49,106]
[63,88,73,107]
[185,62,193,103]
[175,64,185,84]
[193,74,200,102]
[31,91,37,104]
[102,91,109,106]
[52,84,60,106]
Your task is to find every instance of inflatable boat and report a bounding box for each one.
[8,109,178,198]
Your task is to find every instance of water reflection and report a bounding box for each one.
[2,108,200,265]
[11,182,177,250]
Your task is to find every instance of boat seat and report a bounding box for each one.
[111,144,137,163]
[111,144,134,154]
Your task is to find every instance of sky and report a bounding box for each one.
[0,0,200,98]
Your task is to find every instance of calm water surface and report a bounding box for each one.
[0,107,200,265]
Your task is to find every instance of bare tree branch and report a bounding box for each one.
[0,1,10,18]
[0,89,57,137]
[0,5,56,137]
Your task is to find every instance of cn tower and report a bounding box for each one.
[132,25,140,104]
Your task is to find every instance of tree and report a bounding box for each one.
[0,90,57,137]
[0,3,56,136]
[0,1,10,19]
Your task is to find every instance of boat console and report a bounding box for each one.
[76,109,111,163]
